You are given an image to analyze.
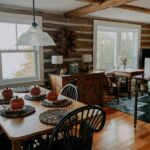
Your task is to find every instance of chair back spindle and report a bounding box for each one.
[60,84,79,101]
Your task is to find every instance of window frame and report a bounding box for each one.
[93,20,141,70]
[0,12,44,88]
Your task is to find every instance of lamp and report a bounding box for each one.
[17,0,55,46]
[82,54,92,63]
[51,55,63,74]
[81,54,92,73]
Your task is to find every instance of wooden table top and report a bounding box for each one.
[0,87,85,141]
[113,69,144,74]
[113,69,144,77]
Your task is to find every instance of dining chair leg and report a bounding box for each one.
[116,87,119,104]
[12,140,21,150]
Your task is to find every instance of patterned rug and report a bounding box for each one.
[104,94,150,123]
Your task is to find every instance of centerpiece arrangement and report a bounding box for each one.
[120,56,127,69]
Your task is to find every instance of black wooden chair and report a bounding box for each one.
[103,72,119,103]
[60,83,79,101]
[33,105,106,150]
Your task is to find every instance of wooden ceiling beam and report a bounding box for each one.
[78,0,105,4]
[65,0,137,17]
[118,4,150,14]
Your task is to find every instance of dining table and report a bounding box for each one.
[113,69,144,99]
[0,87,85,150]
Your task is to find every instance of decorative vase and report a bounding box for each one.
[123,64,126,69]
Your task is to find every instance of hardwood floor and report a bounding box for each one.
[92,107,150,150]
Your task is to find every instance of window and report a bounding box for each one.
[93,20,141,71]
[0,13,43,87]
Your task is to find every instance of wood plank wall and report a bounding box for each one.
[42,13,150,86]
[0,7,150,87]
[42,14,94,86]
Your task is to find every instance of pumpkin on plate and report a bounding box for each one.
[46,91,58,101]
[30,85,41,96]
[10,96,24,110]
[2,87,13,100]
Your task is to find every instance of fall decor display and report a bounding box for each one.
[53,28,76,57]
[46,91,58,101]
[2,87,13,100]
[30,86,41,96]
[10,96,24,110]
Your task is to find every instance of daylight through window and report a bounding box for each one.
[93,20,141,71]
[0,13,43,87]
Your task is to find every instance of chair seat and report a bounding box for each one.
[51,137,90,150]
[135,75,150,81]
[35,136,91,150]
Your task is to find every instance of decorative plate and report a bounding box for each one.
[0,105,35,118]
[24,94,46,101]
[41,99,72,107]
[0,99,10,105]
[7,106,26,113]
[13,86,30,93]
[39,108,71,125]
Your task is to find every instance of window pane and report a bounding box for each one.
[97,31,116,70]
[0,23,16,50]
[17,24,32,50]
[2,52,36,80]
[119,32,134,68]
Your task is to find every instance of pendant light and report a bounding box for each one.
[17,0,55,46]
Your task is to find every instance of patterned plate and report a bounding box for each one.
[13,86,30,93]
[24,94,46,101]
[39,108,71,125]
[0,105,35,118]
[0,99,10,105]
[41,99,72,107]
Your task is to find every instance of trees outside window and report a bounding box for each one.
[93,20,141,71]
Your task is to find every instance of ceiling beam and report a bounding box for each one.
[65,0,137,17]
[78,0,105,4]
[118,4,150,14]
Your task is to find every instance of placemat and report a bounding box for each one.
[13,86,30,93]
[41,99,72,107]
[0,99,10,105]
[39,109,71,125]
[24,94,46,101]
[0,105,35,118]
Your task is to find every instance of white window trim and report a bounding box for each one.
[93,20,141,71]
[0,12,42,27]
[0,12,44,88]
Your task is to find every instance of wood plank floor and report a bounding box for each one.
[92,107,150,150]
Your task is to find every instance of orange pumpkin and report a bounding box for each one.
[46,91,58,101]
[10,96,24,110]
[2,87,13,100]
[30,85,41,96]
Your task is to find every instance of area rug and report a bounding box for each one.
[104,94,150,123]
